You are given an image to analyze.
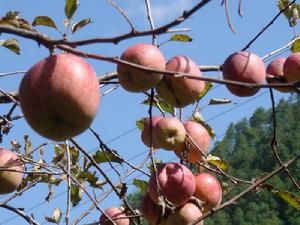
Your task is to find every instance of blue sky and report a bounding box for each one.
[0,0,298,224]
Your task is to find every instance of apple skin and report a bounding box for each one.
[222,51,266,97]
[156,55,205,108]
[148,163,196,207]
[266,57,291,93]
[117,43,166,92]
[153,117,186,151]
[0,148,24,194]
[99,207,129,225]
[283,52,300,83]
[175,121,210,163]
[194,173,222,212]
[19,54,100,141]
[166,202,204,225]
[141,115,163,148]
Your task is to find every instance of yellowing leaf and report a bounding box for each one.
[32,16,57,29]
[0,39,20,55]
[190,112,216,138]
[170,34,193,42]
[277,190,300,211]
[45,208,62,224]
[197,82,213,101]
[291,39,300,52]
[136,118,145,131]
[277,0,300,27]
[209,98,232,105]
[206,154,229,171]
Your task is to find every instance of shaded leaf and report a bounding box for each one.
[208,98,232,105]
[45,208,62,224]
[71,185,83,207]
[170,34,193,42]
[278,0,300,27]
[92,149,123,164]
[291,39,300,52]
[24,135,32,156]
[0,39,20,55]
[132,179,148,195]
[197,82,213,101]
[190,111,216,138]
[206,154,229,171]
[277,190,300,210]
[136,118,145,131]
[45,184,55,202]
[0,11,35,31]
[141,94,175,115]
[72,18,91,33]
[79,170,104,189]
[32,16,57,29]
[65,0,79,19]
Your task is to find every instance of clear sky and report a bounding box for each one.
[0,0,298,224]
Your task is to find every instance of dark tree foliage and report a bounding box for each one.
[205,94,300,225]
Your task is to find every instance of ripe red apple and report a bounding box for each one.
[283,52,300,83]
[194,173,222,212]
[141,115,163,148]
[0,148,24,194]
[166,202,204,225]
[156,55,205,108]
[148,163,196,207]
[266,57,291,93]
[99,207,129,225]
[19,54,100,141]
[175,121,210,163]
[222,51,266,97]
[153,117,186,151]
[117,43,166,92]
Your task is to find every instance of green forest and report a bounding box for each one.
[129,94,300,225]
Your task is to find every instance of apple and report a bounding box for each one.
[156,55,205,108]
[148,163,196,207]
[194,173,222,212]
[153,117,186,151]
[222,51,266,97]
[166,202,204,225]
[99,207,129,225]
[117,43,166,92]
[283,52,300,83]
[0,148,24,194]
[141,115,163,148]
[266,57,291,93]
[19,54,100,141]
[175,121,210,163]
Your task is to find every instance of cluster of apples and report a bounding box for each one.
[141,115,210,163]
[99,163,222,225]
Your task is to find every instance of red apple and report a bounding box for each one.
[141,115,163,148]
[266,57,291,93]
[153,117,186,151]
[194,173,222,212]
[166,202,204,225]
[148,163,196,207]
[99,207,129,225]
[0,148,24,194]
[19,54,100,141]
[117,43,165,92]
[175,121,210,163]
[156,55,205,108]
[283,52,300,83]
[222,51,266,97]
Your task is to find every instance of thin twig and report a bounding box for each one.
[144,0,157,45]
[65,141,72,225]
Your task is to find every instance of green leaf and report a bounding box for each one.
[79,170,104,189]
[170,34,193,42]
[71,185,83,207]
[0,11,35,31]
[141,94,175,115]
[197,82,213,101]
[45,208,62,224]
[208,98,232,105]
[0,39,20,55]
[206,154,229,171]
[277,190,300,211]
[291,39,300,52]
[136,118,145,131]
[65,0,79,19]
[132,179,148,195]
[32,16,57,29]
[72,18,91,33]
[190,111,216,138]
[92,149,123,164]
[277,0,300,27]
